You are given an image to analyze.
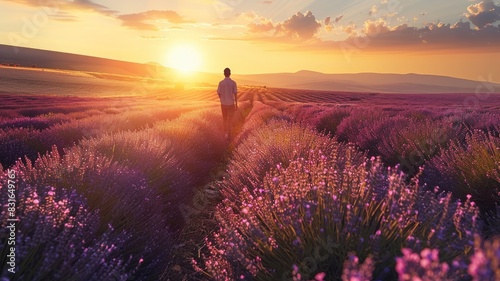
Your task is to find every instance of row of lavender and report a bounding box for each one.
[196,101,499,280]
[279,102,500,216]
[0,102,204,168]
[1,103,229,280]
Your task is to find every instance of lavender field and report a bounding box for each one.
[1,71,500,280]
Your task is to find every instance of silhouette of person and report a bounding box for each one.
[217,68,238,139]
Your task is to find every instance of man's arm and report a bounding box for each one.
[233,82,238,108]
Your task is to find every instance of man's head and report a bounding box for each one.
[224,68,231,77]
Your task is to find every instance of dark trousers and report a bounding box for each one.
[221,104,235,136]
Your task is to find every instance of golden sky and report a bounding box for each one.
[1,0,499,80]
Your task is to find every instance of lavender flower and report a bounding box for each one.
[395,248,453,281]
[342,253,374,281]
[468,236,500,281]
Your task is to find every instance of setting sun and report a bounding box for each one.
[165,44,202,73]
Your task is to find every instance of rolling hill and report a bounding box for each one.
[1,44,499,93]
[0,44,168,77]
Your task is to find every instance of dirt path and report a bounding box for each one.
[164,95,256,280]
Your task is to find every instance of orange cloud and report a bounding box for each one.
[242,10,322,40]
[363,19,390,36]
[2,0,116,17]
[343,23,358,36]
[275,11,321,39]
[248,21,275,33]
[117,10,192,31]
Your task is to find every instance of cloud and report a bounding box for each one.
[141,35,169,40]
[466,0,500,28]
[217,6,500,52]
[339,18,500,51]
[242,10,321,39]
[331,2,499,52]
[117,10,191,31]
[2,0,116,16]
[275,11,321,39]
[66,0,116,15]
[325,17,331,26]
[240,11,275,33]
[248,21,274,33]
[369,5,378,16]
[323,15,344,32]
[50,12,79,22]
[364,19,390,36]
[343,23,358,36]
[324,17,332,31]
[239,11,259,20]
[324,15,343,32]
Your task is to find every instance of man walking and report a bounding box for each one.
[217,67,238,140]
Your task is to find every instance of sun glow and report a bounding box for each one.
[165,44,203,74]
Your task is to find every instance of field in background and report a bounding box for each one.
[1,68,500,280]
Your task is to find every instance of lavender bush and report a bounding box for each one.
[0,109,22,121]
[375,117,459,174]
[233,102,291,146]
[284,104,330,126]
[438,109,500,136]
[201,123,480,280]
[12,145,171,279]
[38,105,200,156]
[422,130,500,215]
[0,128,45,167]
[0,177,137,280]
[224,121,362,200]
[315,107,352,137]
[0,117,52,130]
[335,107,389,146]
[282,104,352,137]
[78,129,185,200]
[154,108,227,184]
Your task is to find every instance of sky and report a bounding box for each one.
[0,0,499,80]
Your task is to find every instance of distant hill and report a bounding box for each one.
[234,72,500,94]
[0,44,170,78]
[1,44,499,93]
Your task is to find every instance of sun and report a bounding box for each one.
[165,44,203,74]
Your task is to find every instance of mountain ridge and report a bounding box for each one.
[1,44,499,93]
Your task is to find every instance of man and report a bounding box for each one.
[217,67,238,139]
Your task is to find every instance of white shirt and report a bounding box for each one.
[217,77,237,105]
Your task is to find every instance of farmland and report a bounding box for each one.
[1,68,499,280]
